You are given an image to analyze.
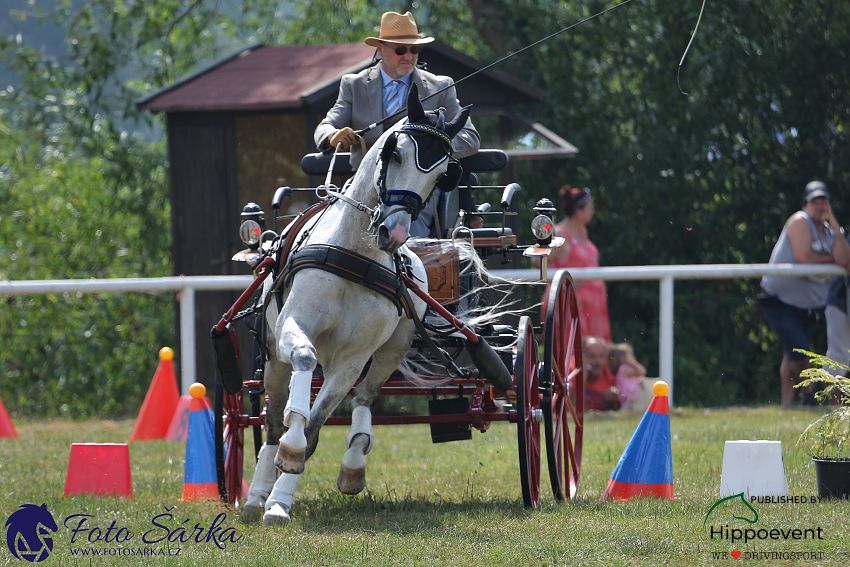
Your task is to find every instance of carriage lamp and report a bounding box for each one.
[239,203,265,249]
[530,198,556,247]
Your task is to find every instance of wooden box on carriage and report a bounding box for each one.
[408,241,461,305]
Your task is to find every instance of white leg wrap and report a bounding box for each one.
[284,370,312,427]
[265,472,301,512]
[245,444,277,504]
[346,405,374,455]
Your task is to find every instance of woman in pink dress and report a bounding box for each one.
[547,185,611,342]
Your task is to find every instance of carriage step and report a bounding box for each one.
[428,397,473,443]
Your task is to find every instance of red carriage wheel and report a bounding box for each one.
[541,269,584,501]
[515,315,542,508]
[215,379,246,506]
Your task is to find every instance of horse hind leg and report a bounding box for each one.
[338,405,372,494]
[263,472,301,527]
[242,356,288,524]
[240,444,278,523]
[337,330,413,495]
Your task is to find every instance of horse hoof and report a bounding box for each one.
[240,503,264,524]
[337,464,366,495]
[263,503,292,527]
[275,445,305,474]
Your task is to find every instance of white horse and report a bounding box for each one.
[241,85,471,526]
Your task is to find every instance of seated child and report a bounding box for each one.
[608,343,646,411]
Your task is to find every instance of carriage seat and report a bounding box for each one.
[434,150,510,238]
[300,153,355,177]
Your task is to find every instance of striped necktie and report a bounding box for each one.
[385,80,404,116]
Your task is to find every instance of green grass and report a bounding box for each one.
[1,407,849,566]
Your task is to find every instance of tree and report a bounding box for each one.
[3,0,849,412]
[0,0,282,416]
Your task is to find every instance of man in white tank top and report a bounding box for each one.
[759,181,850,406]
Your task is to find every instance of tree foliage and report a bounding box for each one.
[457,0,850,405]
[0,0,272,416]
[2,0,850,413]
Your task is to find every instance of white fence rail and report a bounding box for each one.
[2,263,845,405]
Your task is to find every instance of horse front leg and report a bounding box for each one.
[263,355,370,527]
[338,324,415,495]
[275,316,318,475]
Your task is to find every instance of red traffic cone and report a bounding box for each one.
[64,443,134,498]
[0,394,17,438]
[129,347,180,441]
[181,383,218,501]
[601,381,675,501]
[165,395,193,442]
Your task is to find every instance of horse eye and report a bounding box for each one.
[393,149,401,164]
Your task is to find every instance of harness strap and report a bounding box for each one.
[280,244,406,316]
[275,200,333,276]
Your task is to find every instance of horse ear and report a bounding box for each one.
[407,82,424,122]
[444,104,471,140]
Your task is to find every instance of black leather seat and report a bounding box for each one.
[301,153,354,176]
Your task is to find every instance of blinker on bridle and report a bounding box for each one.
[374,116,461,225]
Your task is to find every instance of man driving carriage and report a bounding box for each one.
[313,11,483,237]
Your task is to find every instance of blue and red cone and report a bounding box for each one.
[601,381,675,501]
[181,383,218,501]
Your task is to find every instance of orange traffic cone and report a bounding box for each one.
[64,443,134,498]
[181,383,218,501]
[129,347,180,441]
[0,394,17,438]
[600,381,675,501]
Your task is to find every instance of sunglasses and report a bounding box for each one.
[382,43,422,56]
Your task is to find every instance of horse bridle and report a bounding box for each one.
[320,112,463,231]
[372,114,463,227]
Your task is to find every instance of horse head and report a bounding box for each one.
[373,82,471,253]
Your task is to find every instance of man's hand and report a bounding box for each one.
[329,127,358,151]
[469,214,484,229]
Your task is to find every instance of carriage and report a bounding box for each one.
[209,97,585,516]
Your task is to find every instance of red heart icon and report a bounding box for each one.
[731,551,741,559]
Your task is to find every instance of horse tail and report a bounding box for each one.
[396,239,542,386]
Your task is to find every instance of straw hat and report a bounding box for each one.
[365,12,435,47]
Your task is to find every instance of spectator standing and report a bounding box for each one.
[547,186,612,342]
[759,181,850,406]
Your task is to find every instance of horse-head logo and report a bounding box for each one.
[5,503,58,562]
[703,492,759,528]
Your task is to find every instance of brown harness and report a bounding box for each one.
[269,198,407,316]
[274,199,332,278]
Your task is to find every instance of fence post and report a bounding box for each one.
[659,274,674,406]
[179,285,196,395]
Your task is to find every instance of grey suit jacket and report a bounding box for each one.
[314,63,480,169]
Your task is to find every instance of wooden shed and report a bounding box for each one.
[136,41,576,389]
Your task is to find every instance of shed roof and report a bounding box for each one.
[136,42,546,114]
[137,43,377,113]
